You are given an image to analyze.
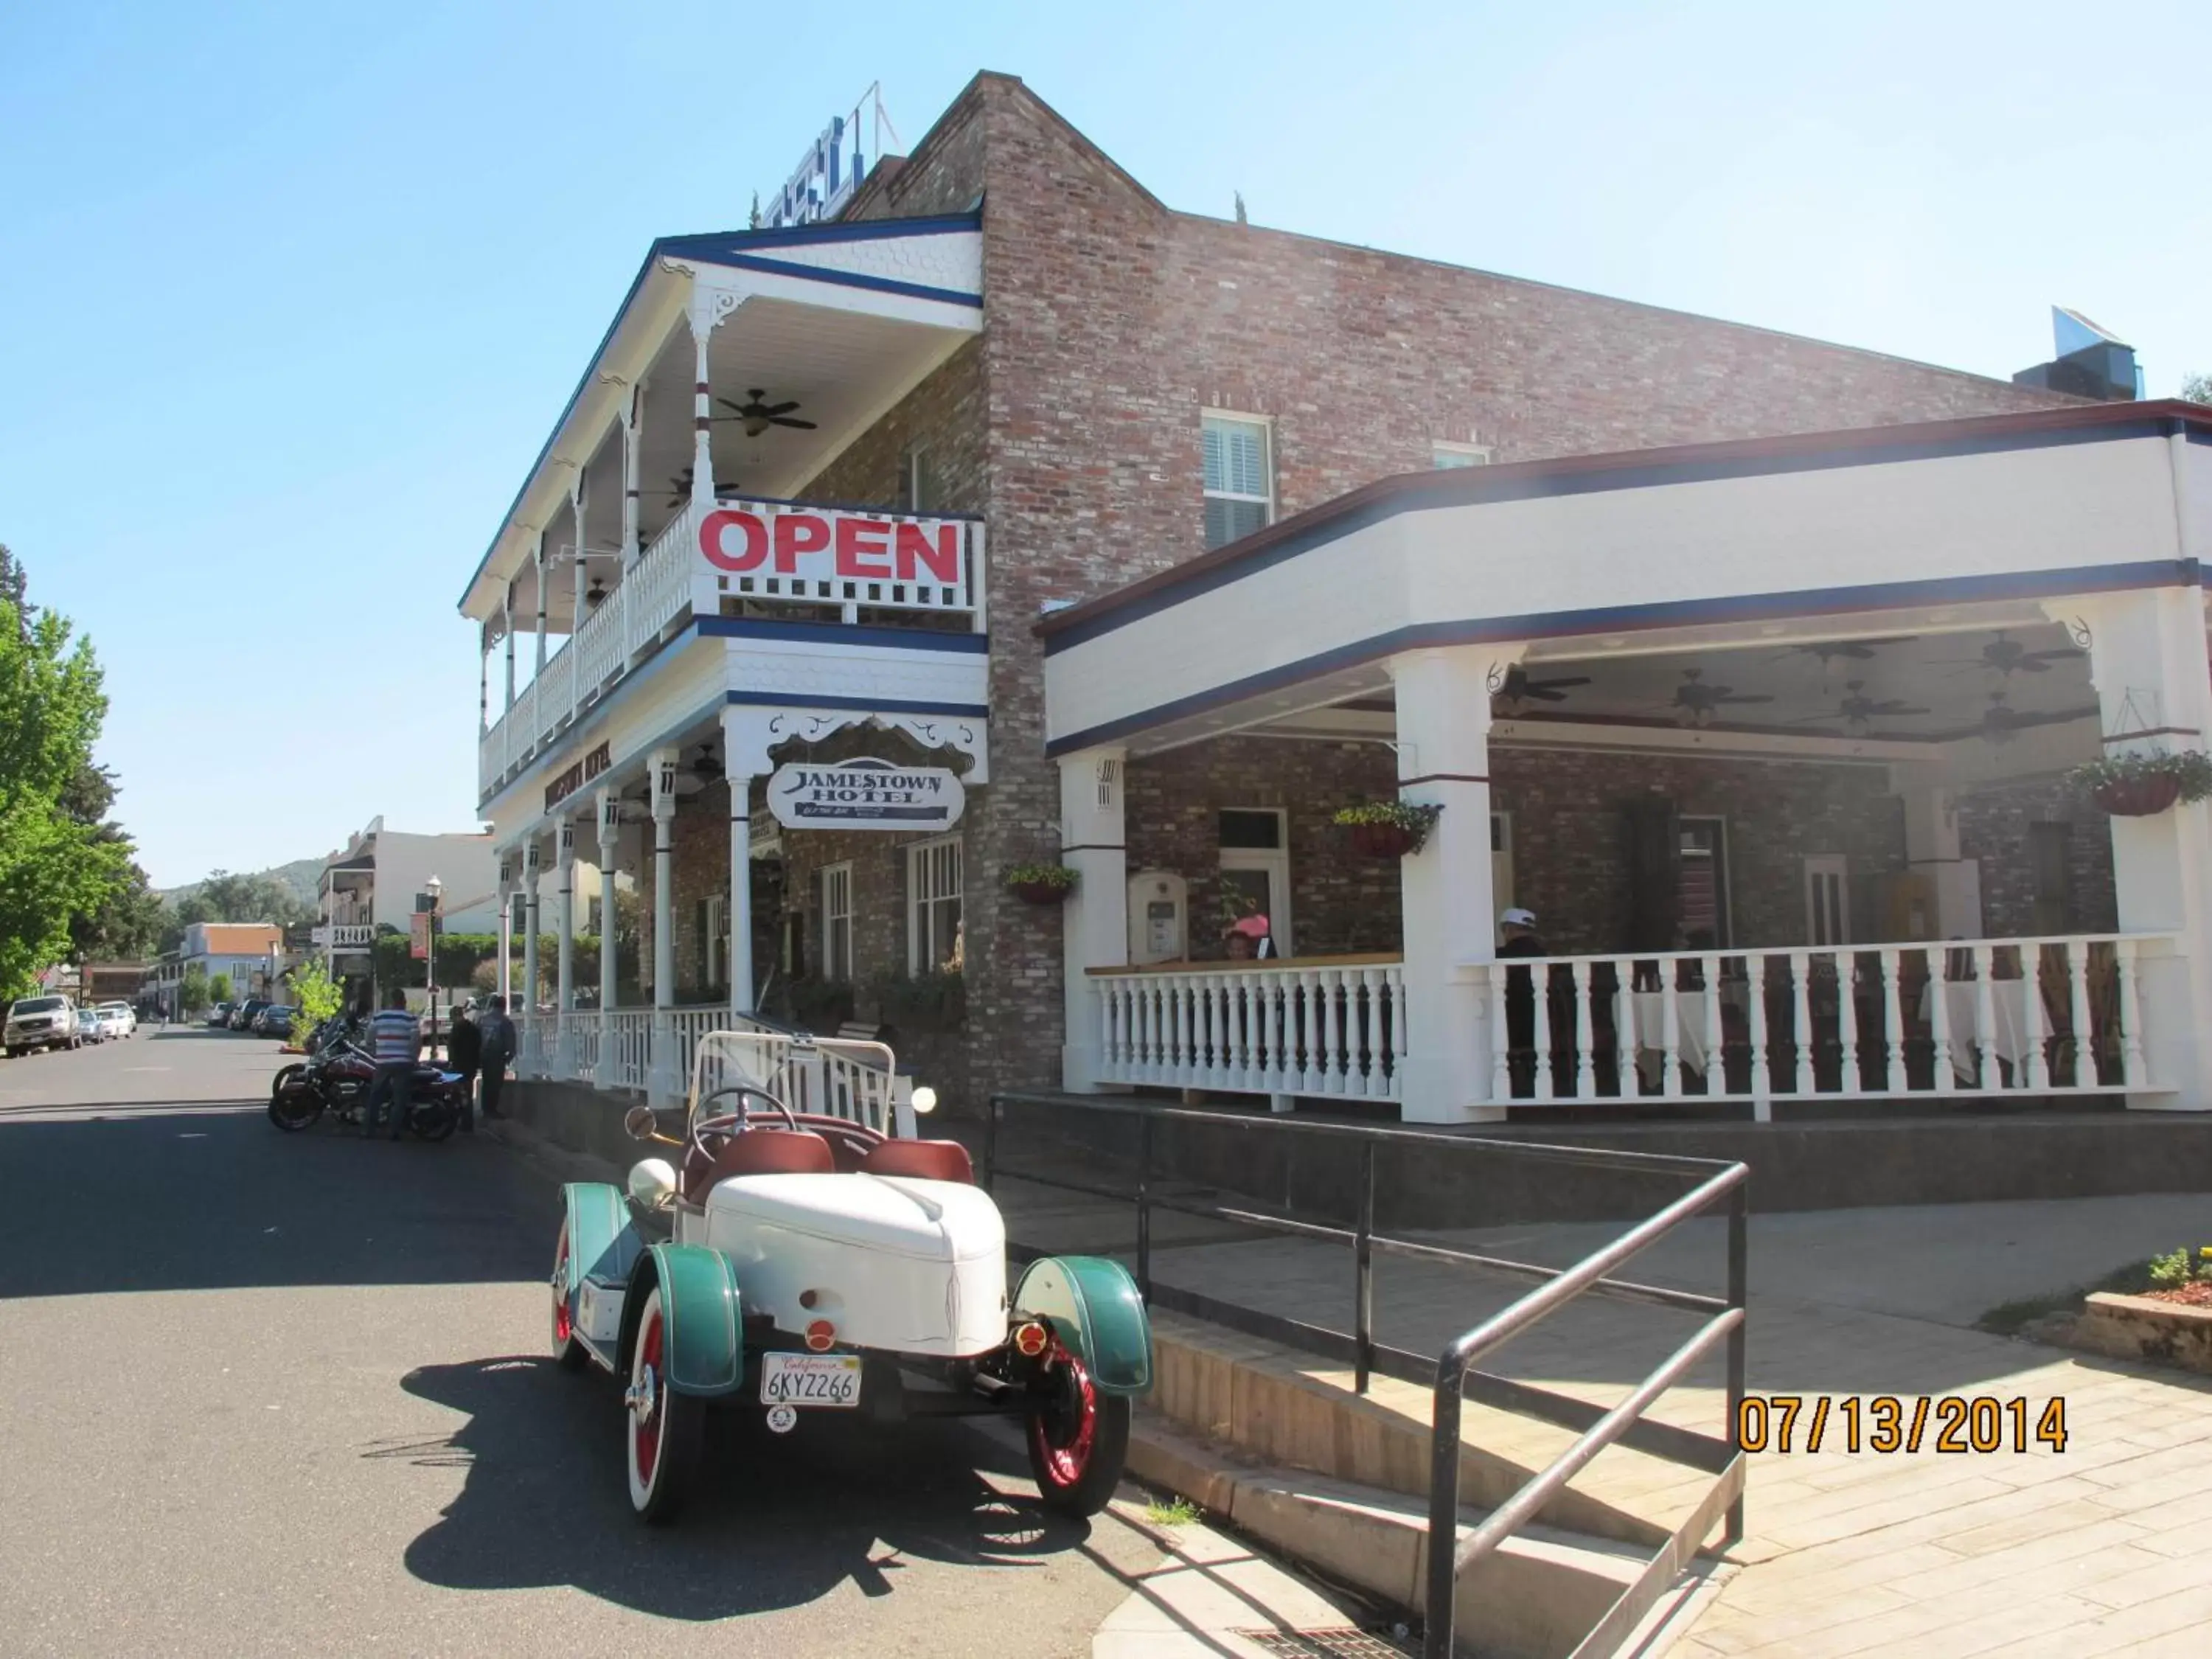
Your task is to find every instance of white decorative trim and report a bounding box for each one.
[721,704,989,785]
[688,280,746,338]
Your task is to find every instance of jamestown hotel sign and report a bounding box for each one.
[768,758,965,832]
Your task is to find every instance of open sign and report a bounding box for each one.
[700,501,968,597]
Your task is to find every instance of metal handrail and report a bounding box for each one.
[981,1092,1749,1658]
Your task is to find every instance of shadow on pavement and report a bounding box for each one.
[391,1356,1088,1618]
[0,1103,551,1298]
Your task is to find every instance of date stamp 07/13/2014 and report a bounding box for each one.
[1736,1395,2069,1455]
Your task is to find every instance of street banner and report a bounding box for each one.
[409,913,431,960]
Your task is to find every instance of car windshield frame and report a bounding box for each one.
[11,997,66,1016]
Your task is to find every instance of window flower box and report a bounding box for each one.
[1332,800,1443,858]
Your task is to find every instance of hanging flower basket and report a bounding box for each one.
[1003,864,1078,905]
[2068,751,2212,818]
[1332,800,1444,858]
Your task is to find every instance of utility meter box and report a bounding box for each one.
[1127,871,1188,966]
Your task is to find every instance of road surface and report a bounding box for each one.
[0,1026,1164,1657]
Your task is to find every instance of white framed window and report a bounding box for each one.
[704,894,727,989]
[820,863,853,983]
[1491,812,1514,914]
[907,837,963,974]
[1217,808,1291,956]
[1202,413,1273,549]
[1804,855,1848,947]
[1432,441,1492,469]
[901,446,939,513]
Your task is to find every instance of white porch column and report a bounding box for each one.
[532,532,549,683]
[1058,747,1129,1093]
[502,586,517,711]
[1392,647,1517,1124]
[620,383,642,664]
[2065,588,2212,1110]
[596,787,622,1079]
[688,297,717,509]
[1893,773,1982,939]
[568,473,588,723]
[495,852,514,1007]
[718,706,756,1015]
[477,625,490,736]
[554,820,577,1077]
[521,839,543,1064]
[648,747,681,1105]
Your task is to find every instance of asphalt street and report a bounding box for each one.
[0,1026,1166,1658]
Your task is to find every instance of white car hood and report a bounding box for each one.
[705,1172,1005,1265]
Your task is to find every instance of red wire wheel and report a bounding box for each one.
[2094,774,2183,816]
[1349,821,1420,858]
[624,1287,702,1522]
[1025,1349,1131,1517]
[551,1228,587,1370]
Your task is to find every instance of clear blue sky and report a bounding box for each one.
[3,1,2205,887]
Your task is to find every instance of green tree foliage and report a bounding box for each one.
[2183,371,2211,407]
[64,763,165,961]
[284,958,343,1036]
[0,546,131,997]
[179,963,209,1013]
[209,971,233,1004]
[169,867,318,933]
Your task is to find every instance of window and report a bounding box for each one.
[1492,812,1514,914]
[820,863,853,983]
[900,446,940,513]
[1203,414,1273,549]
[2029,822,2075,934]
[907,838,962,974]
[703,894,727,990]
[1679,818,1732,948]
[1804,855,1849,947]
[1432,441,1492,469]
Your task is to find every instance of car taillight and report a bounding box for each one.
[804,1319,837,1352]
[1011,1320,1051,1358]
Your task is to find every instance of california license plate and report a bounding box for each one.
[759,1352,863,1409]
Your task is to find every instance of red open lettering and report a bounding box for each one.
[835,517,893,580]
[894,522,962,585]
[773,512,832,574]
[699,509,769,572]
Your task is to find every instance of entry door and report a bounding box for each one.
[1219,808,1292,955]
[1805,855,1850,947]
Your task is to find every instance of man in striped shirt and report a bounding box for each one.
[364,989,421,1141]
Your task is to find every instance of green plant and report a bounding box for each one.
[866,969,966,1033]
[2066,749,2212,803]
[1333,799,1444,853]
[284,959,344,1036]
[2146,1246,2212,1290]
[1144,1495,1200,1528]
[178,962,208,1014]
[209,971,233,1004]
[1002,863,1077,891]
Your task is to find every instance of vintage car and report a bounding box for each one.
[550,1030,1151,1523]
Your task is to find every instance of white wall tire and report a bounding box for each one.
[550,1228,588,1371]
[624,1286,702,1522]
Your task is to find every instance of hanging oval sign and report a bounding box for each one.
[768,757,965,832]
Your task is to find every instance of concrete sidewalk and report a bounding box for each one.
[994,1174,2212,1657]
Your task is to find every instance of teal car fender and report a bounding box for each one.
[622,1242,745,1397]
[557,1182,644,1307]
[1012,1256,1152,1397]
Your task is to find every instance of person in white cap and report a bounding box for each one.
[1498,908,1548,1095]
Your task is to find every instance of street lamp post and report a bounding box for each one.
[420,875,444,1056]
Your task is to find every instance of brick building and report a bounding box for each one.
[463,73,2212,1121]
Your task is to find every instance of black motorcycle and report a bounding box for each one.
[270,1021,467,1140]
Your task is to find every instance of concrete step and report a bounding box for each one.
[1130,1415,1671,1659]
[1149,1310,1724,1556]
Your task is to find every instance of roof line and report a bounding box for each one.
[1038,400,2212,651]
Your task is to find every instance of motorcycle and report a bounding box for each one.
[269,1020,467,1140]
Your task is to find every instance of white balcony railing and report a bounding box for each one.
[1477,934,2158,1106]
[574,582,625,700]
[1091,956,1408,1102]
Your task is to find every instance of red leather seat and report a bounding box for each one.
[859,1138,975,1184]
[681,1128,835,1200]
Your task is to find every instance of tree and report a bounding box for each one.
[209,971,233,1004]
[0,544,131,998]
[179,963,209,1014]
[2183,372,2212,407]
[64,762,164,961]
[171,868,316,931]
[283,959,343,1038]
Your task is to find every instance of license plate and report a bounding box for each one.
[759,1352,863,1409]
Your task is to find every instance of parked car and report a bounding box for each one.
[231,999,271,1032]
[254,1005,296,1038]
[96,1002,134,1039]
[74,1009,104,1045]
[5,995,77,1057]
[207,1002,234,1029]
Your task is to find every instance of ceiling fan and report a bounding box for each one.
[1669,667,1773,728]
[672,742,725,798]
[664,466,728,509]
[1767,636,1917,669]
[1789,680,1931,737]
[1495,666,1592,715]
[713,389,818,437]
[1968,689,2088,747]
[1938,630,2084,681]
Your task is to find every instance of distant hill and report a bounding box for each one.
[157,856,327,911]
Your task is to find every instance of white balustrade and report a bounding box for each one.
[1466,934,2158,1110]
[1091,959,1407,1102]
[628,502,698,658]
[601,1011,652,1093]
[575,588,625,698]
[568,1011,602,1082]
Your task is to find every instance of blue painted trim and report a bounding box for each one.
[711,489,984,524]
[701,251,981,309]
[658,212,981,255]
[726,691,991,718]
[457,209,985,610]
[1045,557,2201,757]
[1042,417,2191,655]
[698,615,990,653]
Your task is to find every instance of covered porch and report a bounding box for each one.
[1042,403,2212,1121]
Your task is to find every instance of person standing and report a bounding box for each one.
[364,989,420,1141]
[476,995,515,1120]
[445,1000,482,1135]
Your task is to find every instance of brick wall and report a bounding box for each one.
[838,73,2075,1094]
[1959,775,2118,936]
